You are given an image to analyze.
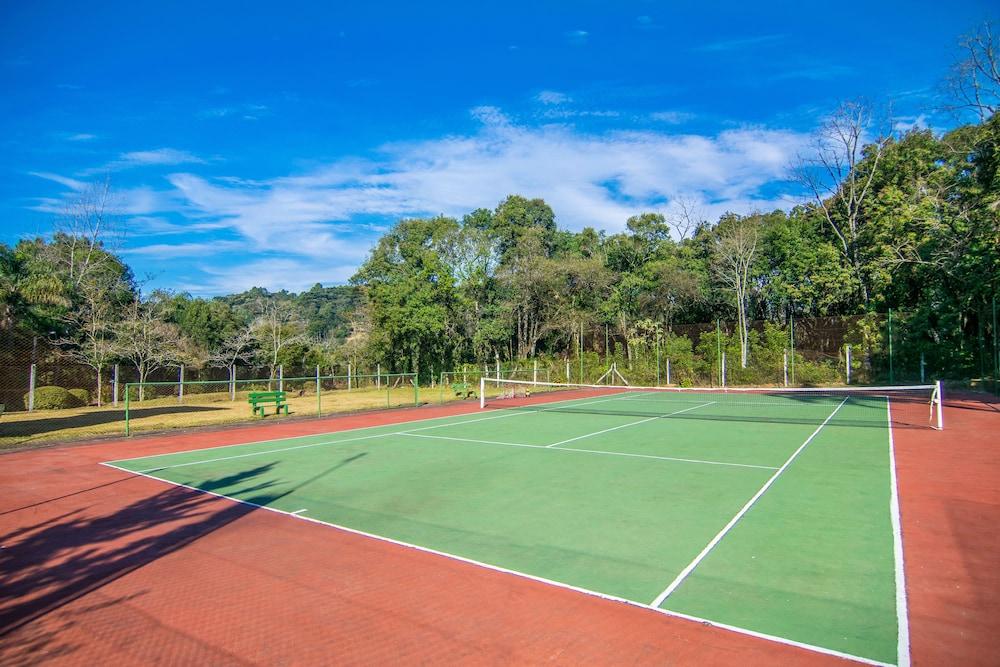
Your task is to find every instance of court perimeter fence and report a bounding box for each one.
[1,309,997,447]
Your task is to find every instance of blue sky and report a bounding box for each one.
[1,1,994,296]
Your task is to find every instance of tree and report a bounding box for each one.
[55,277,130,405]
[0,241,69,332]
[251,297,309,381]
[794,100,891,305]
[49,177,124,290]
[944,21,1000,122]
[713,214,759,368]
[115,297,182,400]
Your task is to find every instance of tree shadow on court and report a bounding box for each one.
[0,463,282,662]
[0,405,226,439]
[0,451,369,663]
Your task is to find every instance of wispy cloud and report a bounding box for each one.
[199,103,269,120]
[566,30,589,45]
[768,63,854,81]
[29,171,87,191]
[536,90,571,105]
[650,111,695,124]
[66,133,97,142]
[124,240,246,259]
[80,148,207,176]
[696,34,783,52]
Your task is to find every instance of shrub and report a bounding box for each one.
[24,386,77,410]
[68,388,91,406]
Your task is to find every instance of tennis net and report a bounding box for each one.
[479,378,944,430]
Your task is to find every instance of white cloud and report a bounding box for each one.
[696,34,783,52]
[536,90,571,105]
[67,133,97,142]
[80,148,207,176]
[650,111,694,124]
[176,258,359,295]
[124,240,245,259]
[566,30,589,45]
[29,171,87,191]
[30,109,812,294]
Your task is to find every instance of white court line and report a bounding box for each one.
[649,396,850,608]
[291,508,308,515]
[399,432,777,471]
[118,392,640,474]
[99,460,895,667]
[545,401,716,448]
[887,398,911,667]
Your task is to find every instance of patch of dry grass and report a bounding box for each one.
[0,385,441,450]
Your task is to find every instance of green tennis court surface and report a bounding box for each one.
[107,388,911,666]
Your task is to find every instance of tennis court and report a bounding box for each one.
[104,381,942,667]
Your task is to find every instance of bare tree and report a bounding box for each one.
[794,100,890,304]
[713,216,759,368]
[209,326,257,369]
[115,297,181,401]
[251,297,309,381]
[51,176,124,289]
[55,277,127,405]
[944,21,1000,122]
[667,195,703,241]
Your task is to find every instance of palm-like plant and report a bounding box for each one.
[0,243,69,331]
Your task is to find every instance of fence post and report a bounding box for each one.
[789,315,796,386]
[178,364,184,403]
[888,309,894,384]
[721,351,727,388]
[993,295,998,393]
[783,350,788,387]
[377,363,381,389]
[316,364,321,416]
[716,320,722,386]
[27,363,36,412]
[579,321,584,383]
[846,345,852,385]
[533,359,538,383]
[113,364,119,406]
[495,355,500,388]
[666,358,671,385]
[124,383,130,436]
[279,365,284,392]
[920,352,926,384]
[655,334,660,385]
[348,361,352,391]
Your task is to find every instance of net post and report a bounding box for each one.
[479,377,486,409]
[936,380,944,430]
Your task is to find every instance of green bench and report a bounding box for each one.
[451,382,476,399]
[248,391,289,417]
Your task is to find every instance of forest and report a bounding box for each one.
[1,27,998,406]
